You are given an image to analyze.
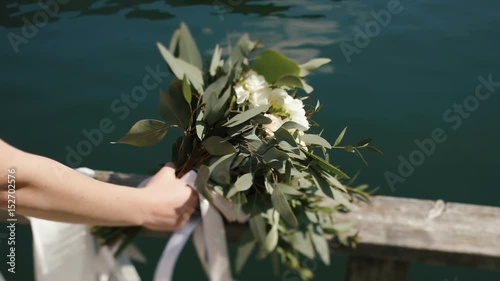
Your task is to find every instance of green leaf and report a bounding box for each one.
[203,136,236,156]
[195,112,205,140]
[280,121,308,132]
[225,34,257,71]
[249,214,266,244]
[354,147,368,165]
[271,186,298,227]
[276,183,302,196]
[310,168,334,198]
[160,80,191,129]
[113,119,168,147]
[205,87,231,125]
[299,58,331,77]
[274,74,303,89]
[227,173,253,198]
[301,134,332,148]
[168,28,180,55]
[209,44,222,76]
[334,126,347,146]
[157,42,204,92]
[178,23,203,69]
[310,231,330,265]
[224,104,270,127]
[332,188,351,208]
[303,149,349,179]
[209,153,235,185]
[194,165,212,201]
[291,231,314,259]
[356,138,373,147]
[261,211,279,257]
[235,233,256,273]
[366,145,384,155]
[322,172,347,192]
[253,49,300,83]
[182,76,192,104]
[203,75,229,104]
[263,147,289,171]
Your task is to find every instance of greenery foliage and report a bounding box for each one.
[92,23,381,280]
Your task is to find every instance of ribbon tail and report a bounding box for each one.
[153,217,201,281]
[198,193,233,281]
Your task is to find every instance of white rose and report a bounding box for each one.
[234,71,269,105]
[285,98,309,130]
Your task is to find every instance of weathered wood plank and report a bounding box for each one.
[334,196,500,271]
[2,170,500,271]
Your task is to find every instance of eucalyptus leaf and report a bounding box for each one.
[235,235,256,273]
[182,75,192,104]
[299,58,331,77]
[203,75,229,104]
[205,87,231,125]
[310,231,330,265]
[274,74,303,89]
[194,165,211,200]
[178,23,203,69]
[271,186,298,227]
[303,149,349,179]
[310,168,334,198]
[263,147,289,171]
[253,49,300,83]
[301,134,332,148]
[261,211,279,257]
[168,28,180,55]
[249,214,266,244]
[276,183,302,196]
[332,188,351,209]
[210,44,222,76]
[227,173,253,198]
[291,231,314,259]
[195,112,205,140]
[160,80,191,129]
[209,153,235,185]
[157,42,204,92]
[334,127,347,146]
[280,121,308,132]
[224,104,270,127]
[366,145,384,155]
[113,119,168,147]
[203,136,236,156]
[356,138,373,147]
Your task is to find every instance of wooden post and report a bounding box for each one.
[346,256,408,281]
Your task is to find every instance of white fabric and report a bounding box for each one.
[30,218,97,281]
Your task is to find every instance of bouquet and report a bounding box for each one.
[92,23,380,280]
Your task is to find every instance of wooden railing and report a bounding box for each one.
[4,170,500,281]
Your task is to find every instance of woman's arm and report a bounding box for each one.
[0,139,197,231]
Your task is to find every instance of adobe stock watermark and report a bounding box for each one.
[384,74,500,191]
[340,0,404,63]
[213,0,243,21]
[63,64,169,168]
[7,0,70,54]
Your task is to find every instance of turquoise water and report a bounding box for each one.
[1,0,500,280]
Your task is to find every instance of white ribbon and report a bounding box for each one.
[153,171,233,281]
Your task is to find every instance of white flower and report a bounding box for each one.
[286,98,310,130]
[263,113,285,136]
[234,71,269,105]
[268,88,310,131]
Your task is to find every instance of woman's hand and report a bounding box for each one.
[138,163,198,232]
